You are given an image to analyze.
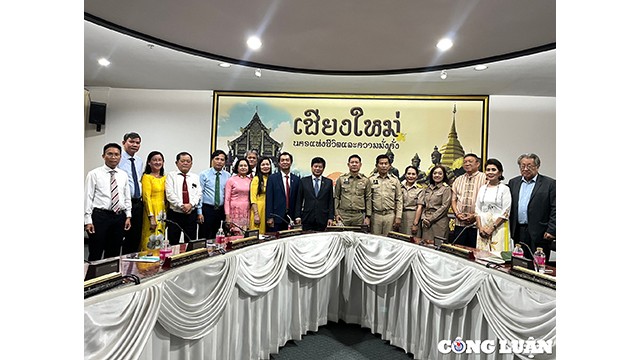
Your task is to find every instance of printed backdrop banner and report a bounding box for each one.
[212,92,488,181]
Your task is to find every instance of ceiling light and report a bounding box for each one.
[255,68,262,78]
[98,58,110,66]
[440,70,447,80]
[219,62,231,68]
[436,38,453,51]
[474,65,488,71]
[247,36,262,50]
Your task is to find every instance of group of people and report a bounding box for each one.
[84,133,555,264]
[448,153,556,262]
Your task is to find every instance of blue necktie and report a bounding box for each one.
[130,158,140,199]
[314,178,320,196]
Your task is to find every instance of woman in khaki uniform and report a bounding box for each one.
[421,165,452,243]
[400,166,424,239]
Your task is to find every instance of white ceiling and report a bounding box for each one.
[84,1,555,96]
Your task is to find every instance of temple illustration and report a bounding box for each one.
[226,111,282,171]
[438,104,466,169]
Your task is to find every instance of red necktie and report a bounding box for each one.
[181,173,189,204]
[285,174,290,210]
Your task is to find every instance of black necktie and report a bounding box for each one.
[215,172,221,206]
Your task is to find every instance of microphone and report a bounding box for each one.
[162,218,193,243]
[269,213,295,229]
[286,215,296,229]
[518,242,539,272]
[450,223,477,246]
[225,221,246,236]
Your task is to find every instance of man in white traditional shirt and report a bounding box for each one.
[451,153,487,247]
[84,143,132,261]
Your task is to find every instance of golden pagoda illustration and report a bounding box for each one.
[438,104,465,168]
[226,110,282,170]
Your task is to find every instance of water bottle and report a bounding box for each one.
[534,247,546,273]
[215,221,226,244]
[206,238,215,256]
[512,244,524,258]
[159,239,172,262]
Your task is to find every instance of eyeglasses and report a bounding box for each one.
[104,153,121,158]
[519,164,537,170]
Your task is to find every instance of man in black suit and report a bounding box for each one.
[508,153,556,263]
[294,157,335,231]
[266,152,300,231]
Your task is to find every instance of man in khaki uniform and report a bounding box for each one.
[370,154,403,236]
[334,154,372,227]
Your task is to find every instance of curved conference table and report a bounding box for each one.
[84,232,556,360]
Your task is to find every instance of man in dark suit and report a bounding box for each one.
[266,152,300,231]
[294,157,335,231]
[508,153,556,263]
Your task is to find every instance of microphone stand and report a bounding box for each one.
[269,213,295,230]
[518,242,539,273]
[450,223,477,246]
[162,218,193,243]
[225,221,246,236]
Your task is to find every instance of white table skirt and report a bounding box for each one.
[84,232,556,360]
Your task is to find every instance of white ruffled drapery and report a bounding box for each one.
[85,232,556,360]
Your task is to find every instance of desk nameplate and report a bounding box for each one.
[227,235,261,250]
[326,225,368,233]
[387,231,413,242]
[162,248,209,269]
[510,266,556,289]
[276,228,303,238]
[438,243,475,260]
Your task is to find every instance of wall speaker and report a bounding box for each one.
[89,101,107,131]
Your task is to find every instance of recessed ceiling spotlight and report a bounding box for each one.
[474,65,488,71]
[255,68,262,78]
[436,38,453,51]
[98,58,110,66]
[440,70,448,80]
[247,36,262,50]
[219,62,231,68]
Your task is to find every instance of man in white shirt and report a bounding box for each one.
[165,152,202,244]
[117,132,143,254]
[245,149,259,178]
[84,143,132,261]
